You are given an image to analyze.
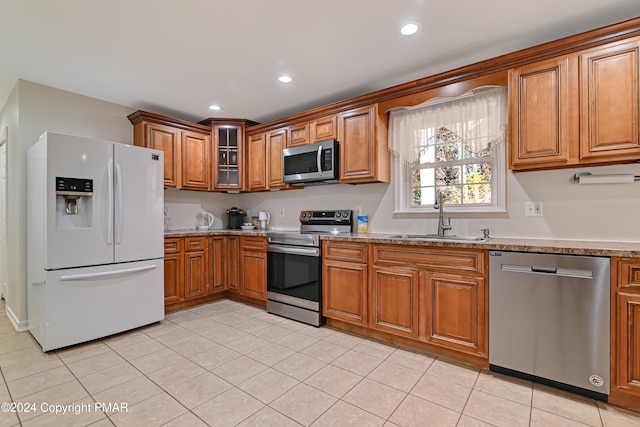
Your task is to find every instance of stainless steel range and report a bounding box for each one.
[266,210,353,326]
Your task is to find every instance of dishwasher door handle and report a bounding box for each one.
[501,264,593,279]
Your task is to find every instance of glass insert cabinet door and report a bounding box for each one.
[215,126,241,188]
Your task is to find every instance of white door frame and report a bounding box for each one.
[0,127,7,300]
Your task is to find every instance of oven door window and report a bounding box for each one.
[267,251,321,302]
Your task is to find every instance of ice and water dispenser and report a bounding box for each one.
[55,177,93,228]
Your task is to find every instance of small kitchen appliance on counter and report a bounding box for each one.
[226,207,245,229]
[258,211,271,230]
[266,209,353,326]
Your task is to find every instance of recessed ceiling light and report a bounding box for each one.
[208,105,221,111]
[400,22,419,36]
[278,75,293,83]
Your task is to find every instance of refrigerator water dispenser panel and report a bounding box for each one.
[55,177,93,228]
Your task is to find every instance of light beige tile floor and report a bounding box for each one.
[1,297,639,427]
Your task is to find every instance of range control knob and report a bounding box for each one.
[335,212,341,218]
[343,211,350,218]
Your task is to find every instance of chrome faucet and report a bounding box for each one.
[434,190,452,236]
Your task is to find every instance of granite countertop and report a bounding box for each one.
[320,233,640,258]
[164,229,640,257]
[164,228,269,238]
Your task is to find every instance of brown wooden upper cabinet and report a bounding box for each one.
[509,57,574,169]
[212,124,243,191]
[509,36,640,171]
[579,38,640,161]
[267,128,288,189]
[247,133,268,191]
[288,114,338,147]
[200,119,258,192]
[246,127,289,191]
[128,111,211,190]
[338,104,390,184]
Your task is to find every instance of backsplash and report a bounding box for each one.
[238,163,640,242]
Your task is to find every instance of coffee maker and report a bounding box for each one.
[226,207,245,229]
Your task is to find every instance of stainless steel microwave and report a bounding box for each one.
[282,139,339,185]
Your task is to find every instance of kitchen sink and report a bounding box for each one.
[384,233,488,242]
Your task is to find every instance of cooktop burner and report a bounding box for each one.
[299,209,353,235]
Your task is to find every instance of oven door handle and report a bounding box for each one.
[267,245,320,257]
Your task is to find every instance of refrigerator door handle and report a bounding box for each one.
[115,163,124,244]
[60,264,157,281]
[107,159,114,245]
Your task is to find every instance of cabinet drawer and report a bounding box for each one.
[164,238,182,254]
[323,241,367,263]
[242,236,267,251]
[185,237,206,252]
[372,245,485,274]
[616,258,640,290]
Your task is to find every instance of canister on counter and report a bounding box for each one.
[357,214,368,232]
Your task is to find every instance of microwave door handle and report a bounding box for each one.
[317,145,323,172]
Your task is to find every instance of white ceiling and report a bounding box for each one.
[1,1,639,124]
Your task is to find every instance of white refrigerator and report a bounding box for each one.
[27,132,165,351]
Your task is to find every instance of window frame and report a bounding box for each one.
[392,132,507,215]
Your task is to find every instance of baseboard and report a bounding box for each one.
[5,305,28,332]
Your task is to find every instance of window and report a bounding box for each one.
[388,86,507,213]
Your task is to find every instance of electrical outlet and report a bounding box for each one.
[525,202,543,217]
[279,208,285,217]
[355,206,362,215]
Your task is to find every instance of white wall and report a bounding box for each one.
[0,85,19,327]
[164,189,235,230]
[0,80,136,329]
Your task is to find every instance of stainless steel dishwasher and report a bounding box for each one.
[489,251,610,400]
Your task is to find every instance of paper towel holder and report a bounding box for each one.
[572,172,640,184]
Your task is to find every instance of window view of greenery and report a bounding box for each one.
[411,126,493,207]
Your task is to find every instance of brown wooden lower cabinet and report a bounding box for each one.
[209,236,226,292]
[323,241,488,363]
[239,236,267,301]
[610,257,640,409]
[163,235,229,312]
[422,272,486,357]
[227,235,240,293]
[322,241,368,326]
[163,238,184,305]
[323,259,368,325]
[184,237,207,299]
[370,265,418,338]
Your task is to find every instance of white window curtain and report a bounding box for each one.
[388,86,508,166]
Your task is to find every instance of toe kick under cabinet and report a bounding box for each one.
[322,241,488,366]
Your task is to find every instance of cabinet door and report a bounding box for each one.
[181,130,210,190]
[247,133,267,191]
[370,266,418,338]
[422,272,487,357]
[213,125,243,190]
[227,236,240,292]
[579,38,640,161]
[289,123,310,147]
[323,259,367,325]
[338,105,389,183]
[164,238,184,305]
[615,291,640,400]
[240,250,267,300]
[209,236,226,293]
[311,114,337,142]
[146,123,181,188]
[184,250,207,299]
[267,128,288,189]
[509,57,574,169]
